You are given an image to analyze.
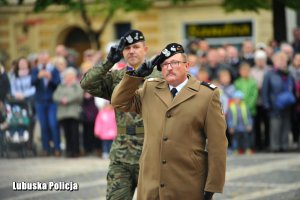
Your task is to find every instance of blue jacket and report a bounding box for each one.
[262,69,295,114]
[31,64,60,103]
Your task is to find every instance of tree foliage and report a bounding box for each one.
[222,0,300,43]
[0,0,24,5]
[222,0,300,13]
[30,0,150,13]
[222,0,270,12]
[33,0,78,12]
[283,0,300,10]
[2,0,188,49]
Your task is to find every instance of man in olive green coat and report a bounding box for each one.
[80,30,160,200]
[112,43,228,200]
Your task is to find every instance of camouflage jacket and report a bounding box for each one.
[80,62,161,164]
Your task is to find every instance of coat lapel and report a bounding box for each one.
[167,77,200,111]
[154,81,173,107]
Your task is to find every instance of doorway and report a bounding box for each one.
[57,26,91,66]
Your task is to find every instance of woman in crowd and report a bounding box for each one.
[10,57,36,148]
[262,52,296,152]
[53,68,83,157]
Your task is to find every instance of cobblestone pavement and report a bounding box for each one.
[0,153,300,200]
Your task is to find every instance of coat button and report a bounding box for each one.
[160,183,165,187]
[162,160,167,164]
[166,113,171,118]
[163,136,168,141]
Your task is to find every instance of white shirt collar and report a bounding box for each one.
[168,77,188,95]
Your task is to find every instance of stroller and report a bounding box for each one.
[0,98,37,158]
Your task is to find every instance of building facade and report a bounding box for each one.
[0,1,287,66]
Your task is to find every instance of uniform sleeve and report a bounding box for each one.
[80,63,117,100]
[204,89,228,193]
[111,73,144,114]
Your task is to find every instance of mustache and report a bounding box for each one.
[166,72,176,76]
[128,55,136,58]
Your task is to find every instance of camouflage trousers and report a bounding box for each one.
[107,161,139,200]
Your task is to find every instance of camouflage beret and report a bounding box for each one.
[157,43,185,71]
[123,30,145,46]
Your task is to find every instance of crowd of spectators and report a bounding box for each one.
[1,28,300,157]
[185,28,300,154]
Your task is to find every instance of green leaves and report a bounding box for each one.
[33,0,78,12]
[222,0,300,13]
[281,0,300,9]
[0,0,26,6]
[0,0,9,6]
[30,0,152,13]
[222,0,271,13]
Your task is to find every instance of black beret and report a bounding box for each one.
[123,30,145,46]
[157,43,185,70]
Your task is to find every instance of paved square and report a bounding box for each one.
[0,153,300,200]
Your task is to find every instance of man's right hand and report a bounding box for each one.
[106,37,126,65]
[132,54,162,77]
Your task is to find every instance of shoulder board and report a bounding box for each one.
[200,81,217,90]
[146,77,161,82]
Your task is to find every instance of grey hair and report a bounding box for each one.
[62,67,77,78]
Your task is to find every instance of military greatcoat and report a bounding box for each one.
[112,73,228,200]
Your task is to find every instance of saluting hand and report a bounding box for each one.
[106,37,126,65]
[133,55,162,77]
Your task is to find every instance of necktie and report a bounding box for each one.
[170,88,178,98]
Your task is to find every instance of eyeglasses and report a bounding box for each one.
[161,61,186,69]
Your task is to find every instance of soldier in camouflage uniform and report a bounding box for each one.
[80,30,161,200]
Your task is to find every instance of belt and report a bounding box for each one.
[118,126,144,135]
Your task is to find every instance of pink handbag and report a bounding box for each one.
[94,107,117,140]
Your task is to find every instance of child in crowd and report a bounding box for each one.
[5,104,30,143]
[196,68,210,82]
[217,69,236,149]
[234,62,258,119]
[227,91,254,155]
[188,54,200,77]
[94,100,117,159]
[218,69,236,99]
